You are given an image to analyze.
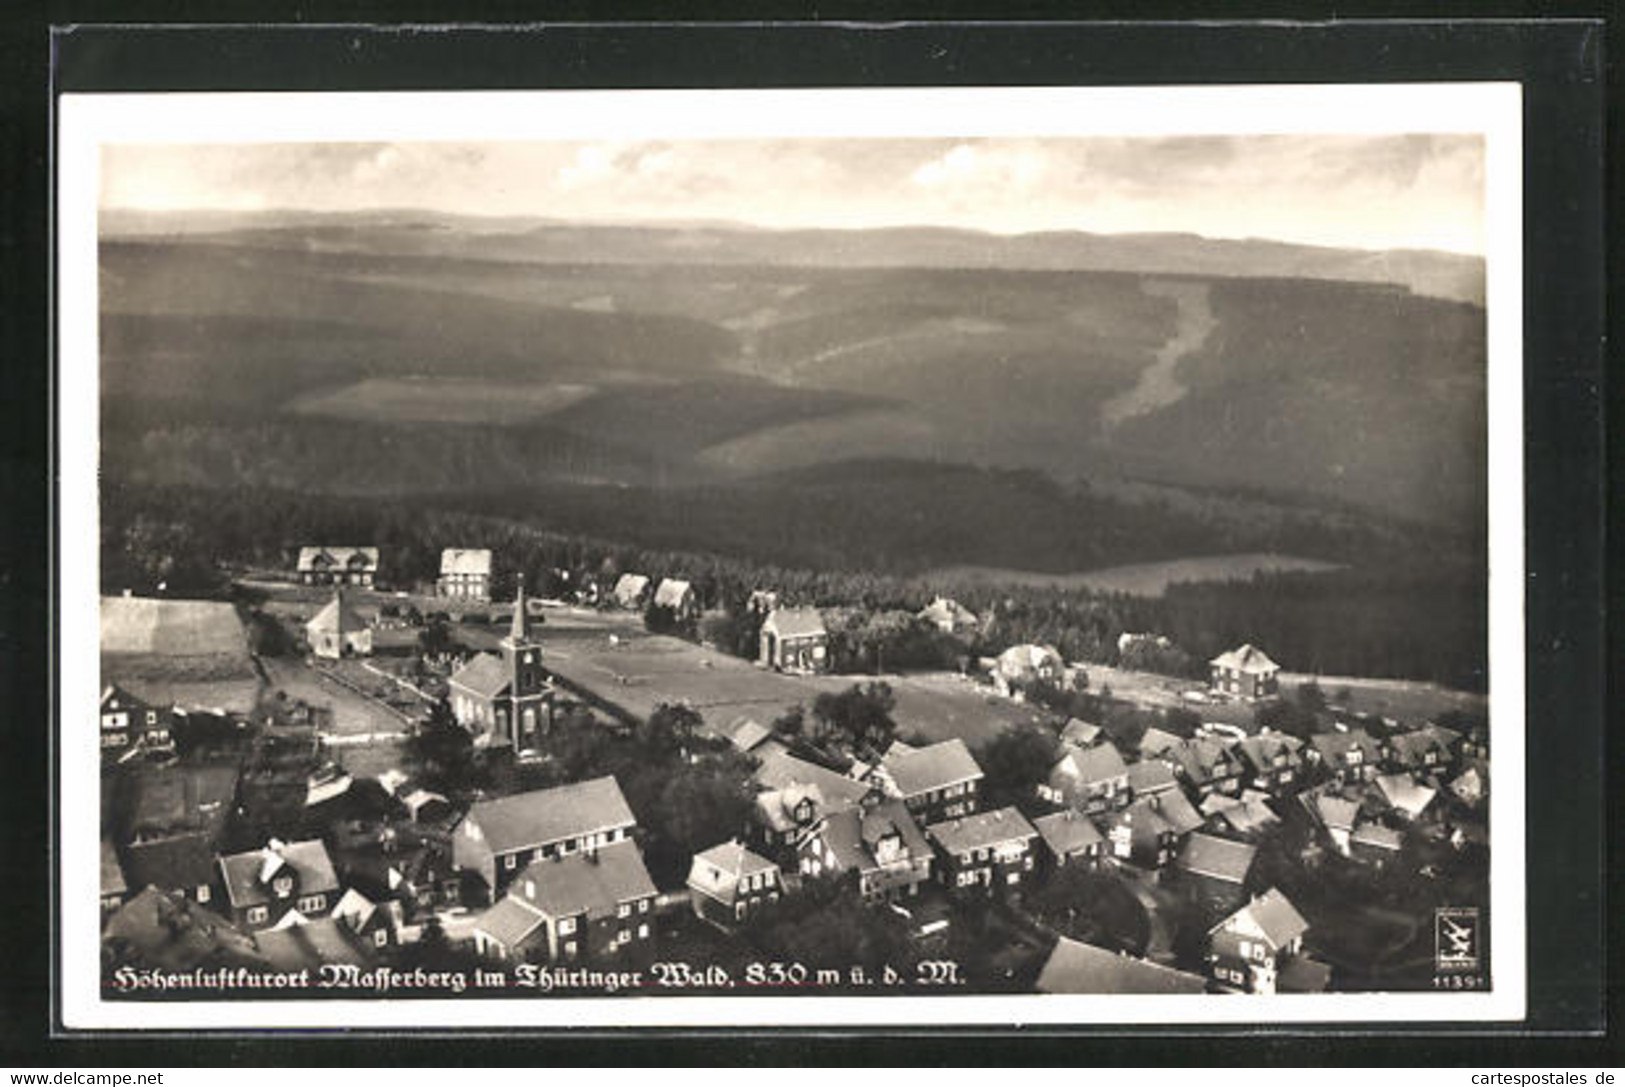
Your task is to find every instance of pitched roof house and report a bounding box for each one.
[1208,644,1280,699]
[1234,731,1306,792]
[612,574,651,609]
[917,596,979,636]
[452,776,638,898]
[1206,887,1312,994]
[1126,757,1181,799]
[101,887,267,973]
[1177,833,1259,915]
[994,644,1065,690]
[1043,742,1130,813]
[1137,727,1184,759]
[927,806,1039,894]
[798,798,933,904]
[879,738,984,822]
[1032,809,1107,868]
[687,840,784,928]
[1105,791,1204,869]
[473,839,658,962]
[438,548,493,600]
[652,578,699,621]
[1385,723,1462,773]
[1309,727,1385,781]
[217,839,342,930]
[1036,936,1207,995]
[759,607,830,674]
[1163,735,1245,797]
[1372,773,1438,821]
[306,588,373,659]
[297,546,379,587]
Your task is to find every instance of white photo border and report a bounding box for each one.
[57,83,1525,1029]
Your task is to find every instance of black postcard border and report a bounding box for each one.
[3,12,1613,1066]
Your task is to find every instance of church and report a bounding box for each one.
[446,577,551,753]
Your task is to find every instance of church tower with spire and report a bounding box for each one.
[500,575,548,750]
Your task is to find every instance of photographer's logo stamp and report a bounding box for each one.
[1435,907,1480,972]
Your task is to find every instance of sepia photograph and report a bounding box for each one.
[56,83,1526,1029]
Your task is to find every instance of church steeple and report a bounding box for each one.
[508,574,532,644]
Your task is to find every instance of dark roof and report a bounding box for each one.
[1168,736,1239,783]
[253,918,370,970]
[926,807,1037,854]
[1177,833,1258,884]
[1278,955,1334,993]
[818,799,929,875]
[297,547,378,572]
[218,840,340,909]
[883,738,984,797]
[1036,937,1206,995]
[102,887,265,972]
[762,607,826,639]
[1032,809,1105,856]
[123,764,239,840]
[509,839,657,921]
[751,748,872,810]
[1311,728,1383,762]
[475,896,548,949]
[121,833,215,894]
[1127,758,1179,795]
[463,776,636,856]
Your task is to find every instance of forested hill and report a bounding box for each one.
[100,481,1487,691]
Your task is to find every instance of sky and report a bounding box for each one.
[101,134,1486,254]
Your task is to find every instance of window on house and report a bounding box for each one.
[297,895,324,914]
[196,885,210,903]
[735,902,747,921]
[248,906,268,924]
[504,855,517,870]
[373,929,388,948]
[637,923,649,939]
[558,917,576,936]
[638,898,649,913]
[272,876,293,897]
[617,903,631,919]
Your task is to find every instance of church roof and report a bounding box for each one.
[449,653,511,701]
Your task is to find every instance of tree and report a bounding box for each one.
[646,702,704,753]
[1296,680,1328,713]
[810,682,897,756]
[408,699,477,793]
[417,617,454,658]
[976,723,1059,809]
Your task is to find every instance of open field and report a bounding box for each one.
[288,377,597,426]
[1279,672,1487,724]
[540,612,1049,747]
[928,552,1343,598]
[259,656,411,738]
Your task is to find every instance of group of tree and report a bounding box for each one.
[101,479,1487,691]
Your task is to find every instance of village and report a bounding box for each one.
[98,544,1492,998]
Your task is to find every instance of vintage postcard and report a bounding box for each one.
[58,83,1525,1028]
